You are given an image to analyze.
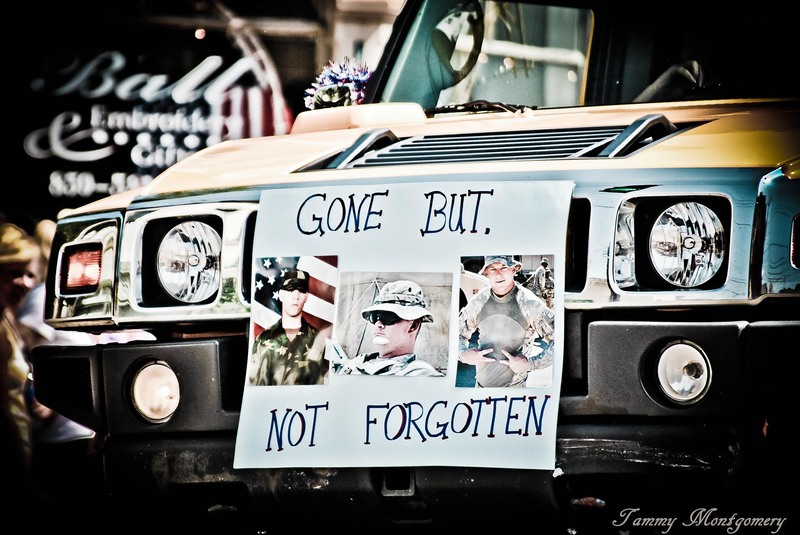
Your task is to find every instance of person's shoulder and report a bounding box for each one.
[400,355,443,375]
[518,285,550,309]
[516,283,536,297]
[472,285,492,299]
[354,352,379,363]
[305,321,321,334]
[254,322,282,342]
[401,361,443,377]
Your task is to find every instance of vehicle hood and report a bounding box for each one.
[62,99,800,216]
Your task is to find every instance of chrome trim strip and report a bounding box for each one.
[46,167,796,329]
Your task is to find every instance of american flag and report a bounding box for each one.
[210,17,292,140]
[212,85,293,140]
[251,255,338,338]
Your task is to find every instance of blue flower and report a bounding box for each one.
[304,58,373,110]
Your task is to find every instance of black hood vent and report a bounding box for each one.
[311,113,686,170]
[347,125,624,167]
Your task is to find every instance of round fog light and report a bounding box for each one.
[656,341,710,404]
[131,360,180,423]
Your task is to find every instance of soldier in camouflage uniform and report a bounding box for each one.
[249,270,327,385]
[541,268,555,309]
[334,280,443,377]
[458,255,554,387]
[525,257,549,299]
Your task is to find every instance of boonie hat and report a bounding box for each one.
[281,270,310,292]
[0,223,39,264]
[479,255,522,276]
[541,257,549,265]
[361,280,434,323]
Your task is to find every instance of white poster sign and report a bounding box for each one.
[234,179,573,469]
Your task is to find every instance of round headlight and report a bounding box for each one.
[656,341,710,405]
[649,202,725,288]
[131,360,180,423]
[157,221,221,303]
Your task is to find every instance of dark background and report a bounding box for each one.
[10,1,327,233]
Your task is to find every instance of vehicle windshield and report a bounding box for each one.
[378,0,796,113]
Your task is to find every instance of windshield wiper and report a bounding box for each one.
[425,100,536,117]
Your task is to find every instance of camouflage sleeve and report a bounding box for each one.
[534,306,555,341]
[305,331,328,384]
[530,341,554,370]
[518,291,555,361]
[248,335,264,384]
[457,289,487,354]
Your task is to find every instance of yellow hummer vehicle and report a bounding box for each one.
[32,1,798,533]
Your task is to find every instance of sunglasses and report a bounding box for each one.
[366,311,402,325]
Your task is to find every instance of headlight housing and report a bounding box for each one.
[614,197,729,290]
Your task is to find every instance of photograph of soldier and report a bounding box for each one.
[248,267,328,386]
[525,257,549,299]
[457,255,554,388]
[331,273,450,377]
